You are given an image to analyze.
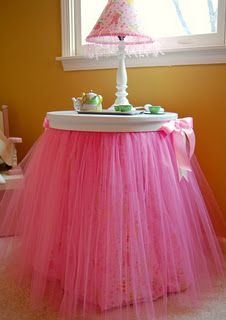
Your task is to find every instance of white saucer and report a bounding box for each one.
[144,111,165,115]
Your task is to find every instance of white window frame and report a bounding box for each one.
[57,0,226,71]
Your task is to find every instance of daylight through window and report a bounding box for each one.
[59,0,226,70]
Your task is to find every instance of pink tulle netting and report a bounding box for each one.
[0,128,225,320]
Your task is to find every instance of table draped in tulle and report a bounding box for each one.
[0,112,225,320]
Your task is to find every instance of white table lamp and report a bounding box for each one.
[86,0,155,109]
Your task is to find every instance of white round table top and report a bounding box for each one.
[46,110,178,132]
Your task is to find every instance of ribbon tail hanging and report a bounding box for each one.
[172,131,192,181]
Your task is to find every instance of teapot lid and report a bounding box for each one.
[83,90,97,98]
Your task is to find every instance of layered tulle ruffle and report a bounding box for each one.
[0,128,225,319]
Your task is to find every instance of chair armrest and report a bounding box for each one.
[0,173,23,190]
[7,167,23,175]
[0,174,5,184]
[8,137,22,143]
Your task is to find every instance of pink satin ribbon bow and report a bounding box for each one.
[160,117,195,181]
[43,117,50,129]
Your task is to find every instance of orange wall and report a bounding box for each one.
[0,1,226,223]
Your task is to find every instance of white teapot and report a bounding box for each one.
[72,91,103,112]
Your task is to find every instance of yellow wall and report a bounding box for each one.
[0,1,226,225]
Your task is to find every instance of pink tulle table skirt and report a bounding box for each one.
[0,128,225,320]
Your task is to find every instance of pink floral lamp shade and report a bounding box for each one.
[86,0,154,45]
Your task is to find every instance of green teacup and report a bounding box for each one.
[114,105,133,112]
[149,106,163,114]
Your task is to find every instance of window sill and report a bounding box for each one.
[56,45,226,71]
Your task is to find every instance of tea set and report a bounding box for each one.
[72,91,165,115]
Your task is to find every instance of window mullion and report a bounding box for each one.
[61,0,81,56]
[216,0,226,44]
[61,0,72,56]
[74,0,82,56]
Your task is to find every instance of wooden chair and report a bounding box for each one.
[0,105,23,190]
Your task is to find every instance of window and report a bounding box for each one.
[58,0,226,70]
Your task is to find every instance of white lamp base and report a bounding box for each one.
[108,42,133,110]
